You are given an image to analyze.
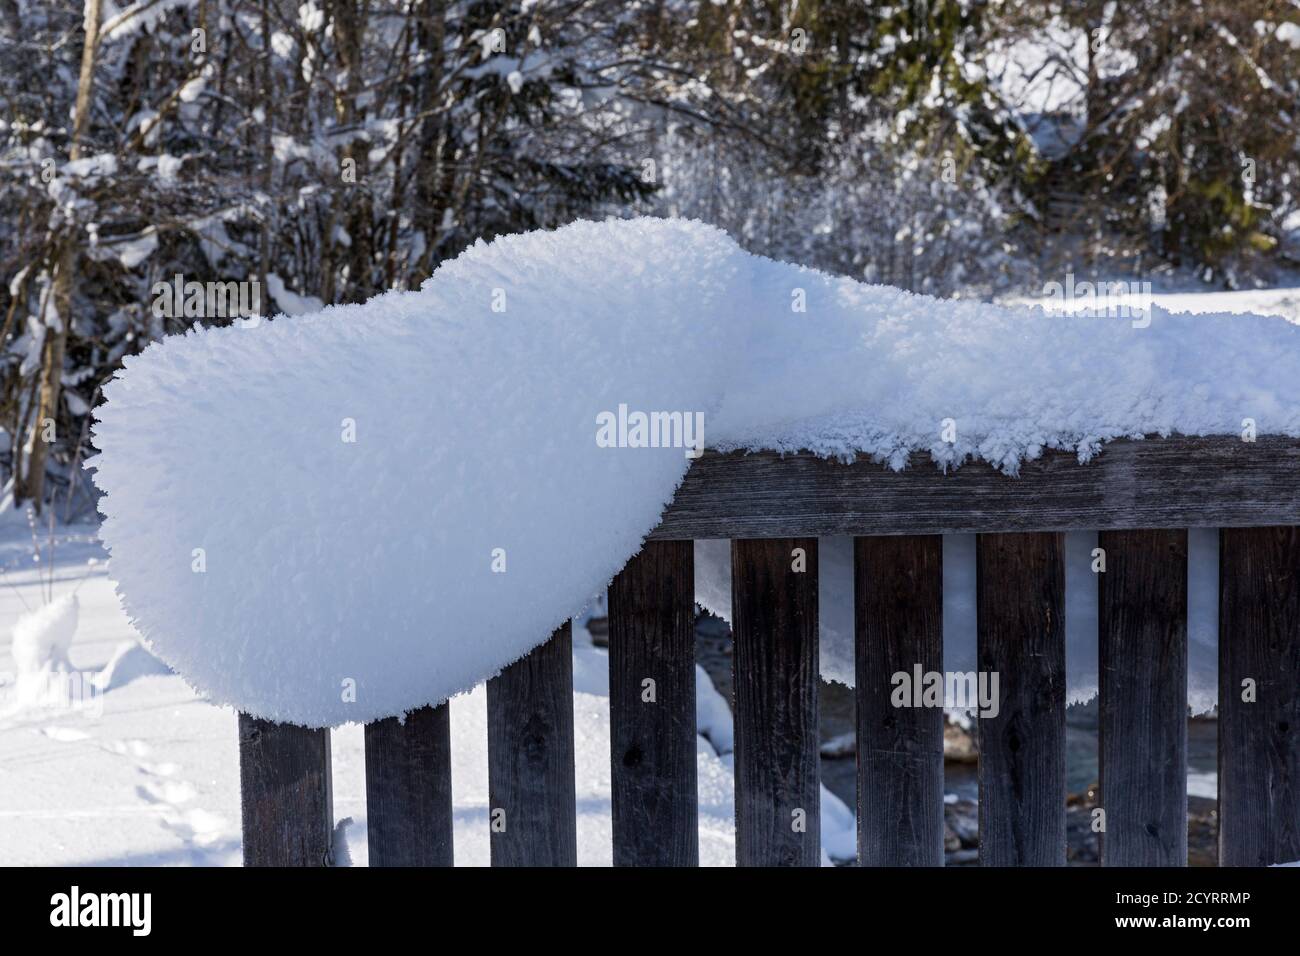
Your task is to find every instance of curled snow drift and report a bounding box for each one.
[93,218,1300,726]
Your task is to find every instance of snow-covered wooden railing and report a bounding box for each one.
[236,436,1300,867]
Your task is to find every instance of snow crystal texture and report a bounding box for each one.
[93,218,1300,726]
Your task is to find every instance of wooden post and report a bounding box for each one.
[855,535,945,866]
[364,703,454,866]
[976,532,1066,866]
[1098,529,1188,866]
[608,540,698,866]
[487,623,578,866]
[238,714,333,866]
[731,538,820,866]
[1219,526,1300,866]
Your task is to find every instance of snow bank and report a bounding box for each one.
[11,595,77,677]
[93,218,1300,726]
[93,640,174,692]
[6,595,80,712]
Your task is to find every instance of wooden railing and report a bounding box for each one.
[237,437,1300,867]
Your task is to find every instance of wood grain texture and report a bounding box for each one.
[650,438,1300,540]
[1219,527,1300,866]
[1098,529,1188,866]
[608,539,699,866]
[364,703,454,867]
[487,623,578,866]
[238,714,333,866]
[977,532,1067,866]
[855,535,945,866]
[731,538,820,866]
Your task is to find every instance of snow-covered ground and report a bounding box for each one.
[0,513,855,866]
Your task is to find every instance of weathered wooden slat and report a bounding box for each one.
[1219,527,1300,866]
[855,535,945,866]
[731,538,820,866]
[238,714,333,866]
[977,532,1066,866]
[649,438,1300,540]
[608,540,699,866]
[364,703,454,866]
[1098,529,1188,866]
[487,624,578,866]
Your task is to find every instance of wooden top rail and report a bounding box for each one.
[650,436,1300,539]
